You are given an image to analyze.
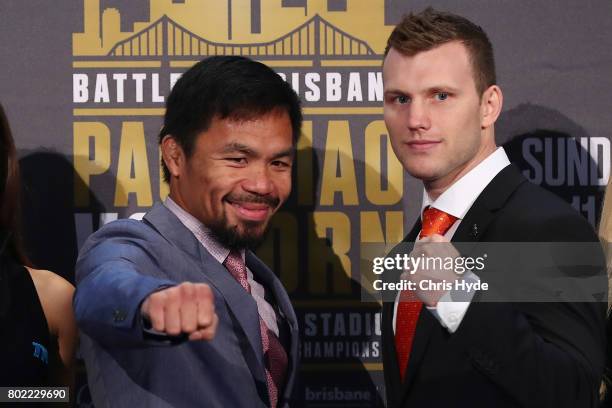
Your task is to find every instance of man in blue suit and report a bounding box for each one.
[74,56,302,407]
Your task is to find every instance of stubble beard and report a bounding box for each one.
[208,217,269,250]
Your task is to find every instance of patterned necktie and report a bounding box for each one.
[394,206,458,382]
[224,250,288,408]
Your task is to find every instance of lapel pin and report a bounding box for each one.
[471,224,479,238]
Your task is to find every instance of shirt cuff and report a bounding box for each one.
[426,271,480,333]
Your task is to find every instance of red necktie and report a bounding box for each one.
[394,207,458,381]
[224,250,287,408]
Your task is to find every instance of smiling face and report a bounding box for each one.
[163,110,294,249]
[383,41,500,195]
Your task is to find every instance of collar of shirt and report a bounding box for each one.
[421,147,511,221]
[164,197,280,336]
[163,196,244,265]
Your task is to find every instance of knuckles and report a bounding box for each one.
[148,282,214,307]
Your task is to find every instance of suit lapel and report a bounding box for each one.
[381,300,401,406]
[246,251,298,332]
[143,203,267,386]
[397,164,527,404]
[399,306,437,401]
[453,164,527,244]
[246,252,299,403]
[143,202,204,262]
[397,219,440,401]
[450,196,496,260]
[384,218,440,405]
[405,218,422,243]
[197,248,267,384]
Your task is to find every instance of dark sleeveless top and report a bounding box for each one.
[0,253,51,386]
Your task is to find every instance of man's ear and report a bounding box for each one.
[161,135,183,178]
[480,85,503,129]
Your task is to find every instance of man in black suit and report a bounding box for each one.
[380,8,607,407]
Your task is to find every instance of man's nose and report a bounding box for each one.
[406,100,431,131]
[241,164,274,195]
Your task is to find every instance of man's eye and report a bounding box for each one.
[227,157,246,164]
[272,160,290,168]
[435,92,449,101]
[396,95,409,104]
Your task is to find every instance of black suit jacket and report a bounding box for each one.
[382,164,607,408]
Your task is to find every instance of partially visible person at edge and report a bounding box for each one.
[0,103,77,389]
[598,174,612,408]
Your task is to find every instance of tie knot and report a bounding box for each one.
[224,249,249,291]
[420,206,458,238]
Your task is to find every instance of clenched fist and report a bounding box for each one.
[403,234,462,307]
[141,282,218,341]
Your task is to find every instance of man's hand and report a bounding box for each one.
[402,234,462,307]
[140,282,218,341]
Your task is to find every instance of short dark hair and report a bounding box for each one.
[385,7,496,95]
[0,104,29,265]
[159,56,302,182]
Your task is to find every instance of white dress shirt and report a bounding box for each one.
[393,147,511,333]
[164,197,279,336]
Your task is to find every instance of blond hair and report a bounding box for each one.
[599,173,612,305]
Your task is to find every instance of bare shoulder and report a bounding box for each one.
[26,268,75,335]
[27,268,74,303]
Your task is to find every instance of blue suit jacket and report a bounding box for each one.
[74,203,300,407]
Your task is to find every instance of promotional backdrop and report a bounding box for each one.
[1,1,611,406]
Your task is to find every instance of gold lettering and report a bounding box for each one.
[308,211,351,293]
[73,122,111,207]
[364,121,403,205]
[320,121,358,205]
[297,120,313,205]
[360,211,404,300]
[360,211,404,244]
[114,122,153,207]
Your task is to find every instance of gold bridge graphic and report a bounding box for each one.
[73,0,392,61]
[108,14,375,59]
[72,1,390,114]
